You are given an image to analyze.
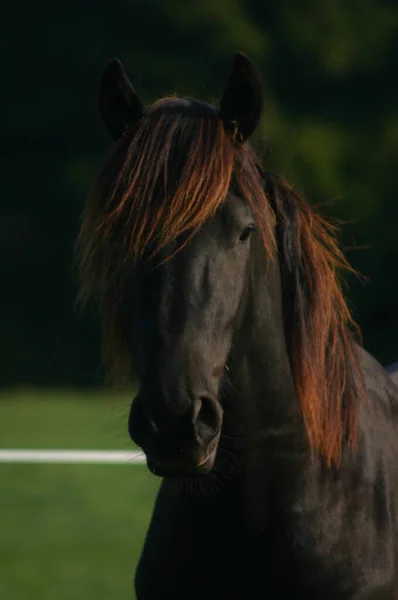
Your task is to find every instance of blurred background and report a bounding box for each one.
[1,0,397,598]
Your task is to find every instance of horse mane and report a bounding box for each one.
[77,96,363,467]
[264,172,364,467]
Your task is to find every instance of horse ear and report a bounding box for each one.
[98,58,144,140]
[219,52,263,142]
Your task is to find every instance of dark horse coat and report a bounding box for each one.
[78,53,398,599]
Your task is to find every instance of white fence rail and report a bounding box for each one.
[0,449,145,464]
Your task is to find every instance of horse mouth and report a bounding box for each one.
[145,436,219,477]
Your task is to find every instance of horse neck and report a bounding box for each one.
[219,253,305,533]
[235,246,299,429]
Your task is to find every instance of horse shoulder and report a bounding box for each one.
[287,345,398,597]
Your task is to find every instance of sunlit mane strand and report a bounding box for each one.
[264,173,364,467]
[80,98,275,280]
[103,107,233,261]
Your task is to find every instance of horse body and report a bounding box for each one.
[134,286,398,600]
[78,53,398,599]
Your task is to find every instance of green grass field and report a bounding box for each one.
[0,389,160,600]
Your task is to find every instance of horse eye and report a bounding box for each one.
[239,225,256,243]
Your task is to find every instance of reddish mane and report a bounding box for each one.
[77,97,364,467]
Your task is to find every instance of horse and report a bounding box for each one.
[77,53,398,599]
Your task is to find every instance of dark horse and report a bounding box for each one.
[77,54,398,599]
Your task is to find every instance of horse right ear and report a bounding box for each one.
[98,58,144,140]
[219,52,263,142]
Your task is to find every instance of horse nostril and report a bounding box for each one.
[194,396,222,444]
[129,398,157,447]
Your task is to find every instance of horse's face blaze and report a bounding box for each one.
[127,193,256,476]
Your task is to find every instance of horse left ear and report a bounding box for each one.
[219,52,263,142]
[98,58,144,140]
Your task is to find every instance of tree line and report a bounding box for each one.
[1,0,397,385]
